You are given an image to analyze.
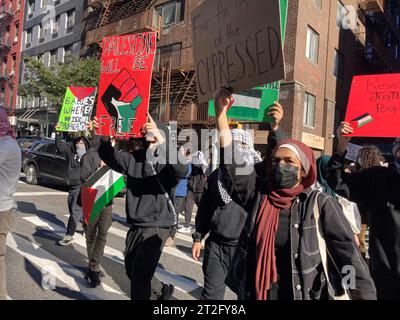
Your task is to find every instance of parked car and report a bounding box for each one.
[19,140,42,170]
[22,139,74,186]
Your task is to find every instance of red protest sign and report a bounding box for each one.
[345,73,400,137]
[95,32,157,138]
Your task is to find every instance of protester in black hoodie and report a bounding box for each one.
[55,125,90,246]
[327,122,400,300]
[191,100,285,300]
[94,114,188,300]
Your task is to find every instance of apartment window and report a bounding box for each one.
[50,50,57,66]
[25,28,32,48]
[52,15,60,38]
[38,24,45,43]
[11,55,16,74]
[66,10,75,33]
[9,0,12,12]
[336,1,346,28]
[41,0,48,8]
[18,0,21,10]
[303,92,316,127]
[313,0,322,9]
[28,0,35,19]
[306,26,319,64]
[63,44,73,62]
[156,0,185,27]
[9,88,14,108]
[154,43,182,70]
[13,23,19,43]
[333,49,344,79]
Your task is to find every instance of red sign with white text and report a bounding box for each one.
[95,32,157,138]
[345,73,400,137]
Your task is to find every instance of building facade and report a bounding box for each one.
[16,0,84,135]
[0,0,25,118]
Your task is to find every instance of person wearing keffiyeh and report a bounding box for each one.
[0,107,20,300]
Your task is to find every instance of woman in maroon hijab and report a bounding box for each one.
[212,88,376,300]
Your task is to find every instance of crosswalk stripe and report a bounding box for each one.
[14,192,68,196]
[22,216,202,294]
[6,233,128,300]
[64,213,197,244]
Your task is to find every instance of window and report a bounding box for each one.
[50,50,57,66]
[25,28,32,48]
[28,0,35,18]
[313,0,322,9]
[38,24,44,42]
[303,92,316,127]
[9,87,14,108]
[306,26,319,64]
[41,0,48,8]
[333,49,344,78]
[18,0,21,10]
[11,55,16,74]
[336,1,346,28]
[13,23,19,43]
[52,15,60,38]
[63,44,73,62]
[156,0,184,27]
[154,43,182,70]
[66,10,75,33]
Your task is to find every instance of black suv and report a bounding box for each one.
[22,139,73,185]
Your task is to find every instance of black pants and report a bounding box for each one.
[185,191,202,228]
[173,196,186,224]
[124,226,173,300]
[66,185,83,236]
[372,271,400,300]
[201,238,236,300]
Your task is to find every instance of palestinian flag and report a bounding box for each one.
[81,167,125,224]
[351,113,374,128]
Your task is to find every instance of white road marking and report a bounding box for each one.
[6,233,128,300]
[14,192,68,196]
[23,216,202,294]
[64,214,197,244]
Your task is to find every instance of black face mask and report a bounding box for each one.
[271,163,301,189]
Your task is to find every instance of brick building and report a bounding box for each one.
[82,0,400,154]
[0,0,25,120]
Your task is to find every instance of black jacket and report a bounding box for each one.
[223,141,376,300]
[55,133,91,186]
[327,151,400,298]
[192,129,286,246]
[98,127,188,228]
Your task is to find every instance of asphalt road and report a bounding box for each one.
[4,176,236,300]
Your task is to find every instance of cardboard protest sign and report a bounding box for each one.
[57,87,96,132]
[95,32,157,138]
[345,143,363,162]
[345,73,400,137]
[81,166,125,225]
[192,0,285,104]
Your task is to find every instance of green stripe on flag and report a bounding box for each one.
[89,176,125,224]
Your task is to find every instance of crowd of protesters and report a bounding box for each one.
[0,84,399,301]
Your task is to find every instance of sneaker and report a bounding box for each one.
[177,226,192,234]
[158,283,174,300]
[164,236,175,247]
[58,235,74,246]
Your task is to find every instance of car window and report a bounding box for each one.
[45,144,57,154]
[33,143,47,152]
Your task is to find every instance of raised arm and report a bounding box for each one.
[55,124,72,156]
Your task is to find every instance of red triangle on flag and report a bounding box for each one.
[81,186,98,225]
[69,87,97,100]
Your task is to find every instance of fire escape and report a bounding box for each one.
[357,0,400,72]
[84,0,199,126]
[0,6,14,109]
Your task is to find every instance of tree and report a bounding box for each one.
[19,55,101,109]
